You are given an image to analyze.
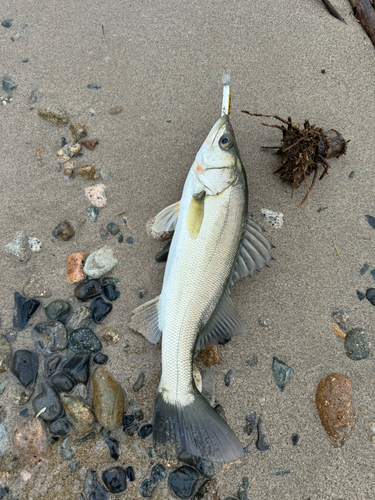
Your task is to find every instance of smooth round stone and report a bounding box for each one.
[106,223,120,236]
[90,297,113,324]
[123,409,143,435]
[33,321,68,352]
[344,328,371,360]
[0,336,11,373]
[13,293,40,329]
[138,423,153,439]
[45,300,71,322]
[44,354,62,377]
[168,466,199,499]
[13,418,49,464]
[52,221,75,241]
[69,328,102,353]
[126,466,135,482]
[32,381,63,421]
[103,284,120,301]
[86,206,99,222]
[81,469,109,500]
[93,352,108,365]
[92,367,126,430]
[61,353,90,384]
[61,395,95,434]
[49,416,72,436]
[50,372,75,392]
[366,288,375,306]
[83,245,118,279]
[74,279,102,302]
[12,350,39,387]
[102,467,127,493]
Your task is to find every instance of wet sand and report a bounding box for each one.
[1,0,375,498]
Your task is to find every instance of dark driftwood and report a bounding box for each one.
[347,0,375,47]
[321,0,346,22]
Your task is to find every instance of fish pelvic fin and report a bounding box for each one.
[128,296,161,344]
[152,201,180,233]
[153,387,244,463]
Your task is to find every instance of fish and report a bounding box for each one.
[129,87,274,463]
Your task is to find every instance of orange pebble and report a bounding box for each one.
[67,251,87,283]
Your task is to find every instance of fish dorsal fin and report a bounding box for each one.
[187,191,205,239]
[230,214,274,287]
[152,201,180,233]
[128,296,161,344]
[195,289,246,351]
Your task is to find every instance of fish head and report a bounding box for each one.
[192,114,243,195]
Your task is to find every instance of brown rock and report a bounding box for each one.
[37,106,68,126]
[81,139,98,150]
[197,345,221,367]
[77,165,96,180]
[92,367,126,430]
[67,251,87,283]
[316,373,358,447]
[52,221,75,241]
[57,143,81,164]
[13,418,49,463]
[70,122,87,142]
[61,394,96,434]
[63,161,75,179]
[108,106,123,115]
[333,323,346,339]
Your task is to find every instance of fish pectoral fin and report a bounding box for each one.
[187,190,206,238]
[230,213,275,287]
[128,296,161,344]
[195,289,247,351]
[152,201,180,233]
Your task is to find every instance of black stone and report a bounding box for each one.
[168,466,199,499]
[106,223,120,235]
[138,423,153,439]
[69,328,102,353]
[224,369,233,387]
[356,290,365,301]
[90,297,113,324]
[0,488,9,500]
[123,409,143,435]
[20,408,29,417]
[61,137,67,147]
[348,170,354,179]
[151,464,166,482]
[102,467,127,494]
[21,59,29,63]
[359,263,369,276]
[104,436,119,460]
[139,477,157,498]
[44,354,62,377]
[74,279,102,302]
[291,433,299,446]
[50,372,75,392]
[118,234,124,243]
[32,381,63,421]
[103,284,120,301]
[272,357,294,391]
[366,288,375,306]
[179,453,214,479]
[244,412,257,436]
[45,300,71,322]
[256,417,270,451]
[133,372,145,392]
[12,350,39,387]
[237,477,249,500]
[61,353,90,384]
[155,241,171,263]
[87,84,101,89]
[126,236,134,244]
[122,414,134,427]
[365,215,375,229]
[93,352,108,365]
[81,469,108,500]
[344,328,371,360]
[13,292,40,329]
[50,416,72,436]
[125,466,135,482]
[1,19,13,28]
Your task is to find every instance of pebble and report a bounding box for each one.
[37,106,69,126]
[71,383,87,400]
[50,372,75,392]
[272,357,294,391]
[104,435,119,460]
[151,464,167,482]
[0,423,11,456]
[81,469,109,500]
[126,466,135,482]
[70,459,79,470]
[52,221,75,241]
[100,328,119,343]
[34,321,68,352]
[67,252,87,283]
[2,74,17,91]
[90,297,113,323]
[107,223,120,236]
[139,477,157,498]
[359,263,369,276]
[103,284,120,301]
[83,246,118,278]
[57,143,81,163]
[108,106,123,115]
[257,314,271,328]
[61,395,96,434]
[179,455,214,479]
[331,308,349,331]
[81,139,98,150]
[344,328,371,360]
[77,165,97,180]
[155,241,171,262]
[260,209,284,229]
[126,236,134,244]
[13,418,49,463]
[49,416,72,436]
[291,433,299,446]
[28,236,42,252]
[133,372,145,392]
[67,306,91,330]
[123,408,144,435]
[197,345,221,366]
[85,184,107,208]
[244,412,257,436]
[1,19,13,28]
[256,417,270,451]
[102,467,127,493]
[4,230,29,262]
[74,278,102,302]
[70,122,87,142]
[63,161,75,180]
[13,293,40,330]
[22,273,51,298]
[138,423,153,439]
[45,300,71,322]
[333,323,346,339]
[92,367,126,430]
[0,336,11,373]
[168,466,199,499]
[12,350,39,387]
[87,83,101,89]
[365,214,375,229]
[69,328,102,354]
[237,477,249,500]
[60,436,75,460]
[32,381,63,421]
[246,353,258,367]
[93,352,108,365]
[316,374,358,447]
[224,369,233,387]
[86,206,100,222]
[61,353,90,384]
[0,488,9,500]
[366,288,375,306]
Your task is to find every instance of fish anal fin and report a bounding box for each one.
[152,202,180,233]
[128,296,161,344]
[195,290,246,351]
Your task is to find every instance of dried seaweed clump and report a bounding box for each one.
[242,111,348,207]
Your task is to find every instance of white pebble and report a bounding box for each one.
[260,209,285,229]
[28,237,42,252]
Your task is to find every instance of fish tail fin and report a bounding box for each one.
[153,387,244,463]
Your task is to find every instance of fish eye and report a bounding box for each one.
[219,134,234,150]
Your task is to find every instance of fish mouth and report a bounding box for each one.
[205,114,229,147]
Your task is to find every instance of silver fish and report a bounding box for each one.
[130,89,274,463]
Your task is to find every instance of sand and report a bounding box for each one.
[1,0,375,498]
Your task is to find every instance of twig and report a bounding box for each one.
[347,0,375,47]
[333,241,342,259]
[321,0,346,22]
[116,211,126,216]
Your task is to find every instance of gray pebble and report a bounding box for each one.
[344,328,371,360]
[2,74,17,91]
[4,230,29,262]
